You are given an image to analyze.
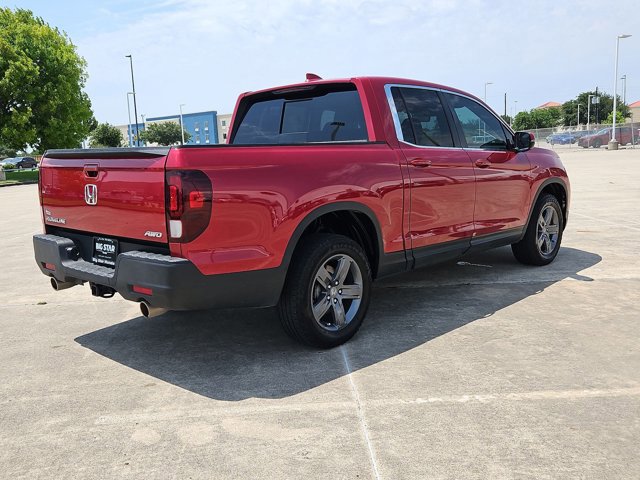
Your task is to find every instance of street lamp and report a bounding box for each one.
[587,94,595,131]
[125,55,140,147]
[126,92,134,147]
[620,74,627,104]
[140,114,146,146]
[484,82,493,103]
[577,103,581,127]
[179,104,186,145]
[610,34,632,149]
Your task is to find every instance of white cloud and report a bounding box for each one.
[71,0,639,123]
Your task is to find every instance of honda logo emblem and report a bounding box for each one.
[85,184,98,205]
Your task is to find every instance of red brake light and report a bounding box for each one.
[165,170,212,242]
[169,185,180,215]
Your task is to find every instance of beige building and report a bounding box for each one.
[114,124,130,146]
[217,114,232,144]
[628,100,640,123]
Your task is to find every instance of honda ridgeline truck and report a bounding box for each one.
[34,75,570,347]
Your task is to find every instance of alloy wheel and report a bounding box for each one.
[536,205,560,256]
[310,254,363,331]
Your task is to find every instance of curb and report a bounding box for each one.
[0,181,39,188]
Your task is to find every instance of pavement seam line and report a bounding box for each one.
[571,211,640,231]
[341,345,381,480]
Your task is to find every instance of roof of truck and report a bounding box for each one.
[242,75,482,104]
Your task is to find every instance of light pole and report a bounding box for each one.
[179,104,186,145]
[620,74,627,104]
[577,103,581,127]
[610,34,632,149]
[484,82,493,103]
[587,94,596,131]
[140,114,146,146]
[126,92,135,146]
[125,55,140,147]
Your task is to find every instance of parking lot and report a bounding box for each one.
[1,147,639,479]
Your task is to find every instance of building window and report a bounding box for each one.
[195,134,200,143]
[204,121,209,131]
[195,122,200,131]
[223,133,227,139]
[221,120,226,126]
[205,133,210,143]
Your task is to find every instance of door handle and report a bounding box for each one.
[409,158,432,168]
[83,163,99,178]
[475,159,491,168]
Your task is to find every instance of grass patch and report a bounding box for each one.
[4,169,39,184]
[0,180,22,187]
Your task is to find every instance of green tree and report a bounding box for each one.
[512,107,562,130]
[605,111,625,125]
[500,114,512,125]
[0,145,17,159]
[89,123,124,147]
[139,122,191,146]
[562,91,630,126]
[0,8,94,151]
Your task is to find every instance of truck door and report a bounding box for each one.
[442,92,532,246]
[387,86,476,268]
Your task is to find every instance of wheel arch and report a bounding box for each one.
[523,178,569,237]
[281,202,385,279]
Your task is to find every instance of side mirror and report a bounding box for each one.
[515,131,535,151]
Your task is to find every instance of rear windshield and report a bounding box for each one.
[231,84,368,144]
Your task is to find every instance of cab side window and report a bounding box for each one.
[391,87,454,147]
[445,93,508,150]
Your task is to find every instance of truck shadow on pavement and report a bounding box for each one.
[76,246,601,401]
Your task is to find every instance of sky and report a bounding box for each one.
[2,0,638,125]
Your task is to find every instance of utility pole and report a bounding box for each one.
[504,92,507,118]
[484,82,493,103]
[125,55,140,147]
[179,104,186,145]
[126,93,133,147]
[595,87,599,125]
[611,34,632,149]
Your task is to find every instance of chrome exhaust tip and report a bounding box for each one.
[140,300,168,318]
[51,277,76,291]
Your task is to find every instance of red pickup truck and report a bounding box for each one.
[34,75,570,347]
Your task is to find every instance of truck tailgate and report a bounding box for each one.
[40,148,170,244]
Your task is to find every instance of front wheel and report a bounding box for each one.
[512,193,564,266]
[278,234,372,348]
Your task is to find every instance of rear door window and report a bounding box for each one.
[232,85,368,144]
[391,87,454,147]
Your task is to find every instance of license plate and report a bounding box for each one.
[92,237,118,266]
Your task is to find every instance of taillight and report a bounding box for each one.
[165,170,212,242]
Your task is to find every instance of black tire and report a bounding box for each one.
[278,234,372,348]
[512,193,564,266]
[593,139,601,148]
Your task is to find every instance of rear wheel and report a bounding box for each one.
[593,139,601,148]
[512,193,563,266]
[278,234,372,348]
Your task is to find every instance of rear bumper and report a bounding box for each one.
[33,234,284,310]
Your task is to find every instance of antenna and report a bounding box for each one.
[305,73,322,82]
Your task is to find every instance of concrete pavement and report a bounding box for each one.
[0,147,639,479]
